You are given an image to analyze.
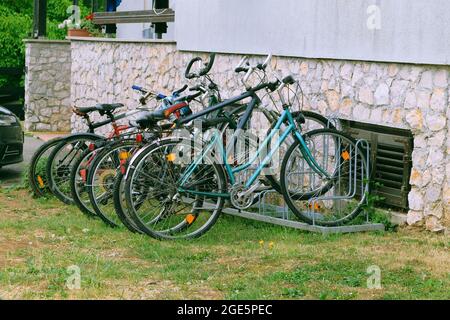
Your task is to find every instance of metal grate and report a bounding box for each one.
[340,120,413,210]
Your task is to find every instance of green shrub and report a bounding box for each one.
[0,1,90,87]
[47,0,90,23]
[0,0,33,15]
[0,7,32,87]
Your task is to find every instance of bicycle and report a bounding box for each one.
[111,55,336,233]
[122,56,368,239]
[69,84,196,217]
[28,102,128,198]
[44,85,189,205]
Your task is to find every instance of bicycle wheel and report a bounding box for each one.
[124,138,226,240]
[265,110,336,193]
[46,133,103,204]
[28,137,65,197]
[87,140,138,227]
[112,171,144,233]
[280,129,368,226]
[70,147,105,217]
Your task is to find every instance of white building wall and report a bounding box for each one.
[116,0,176,40]
[176,0,450,65]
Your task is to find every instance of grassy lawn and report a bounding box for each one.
[0,187,448,300]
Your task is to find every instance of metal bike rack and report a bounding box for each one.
[221,139,385,234]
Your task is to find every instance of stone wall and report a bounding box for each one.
[69,38,450,231]
[24,40,72,132]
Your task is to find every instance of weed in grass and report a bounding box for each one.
[281,287,305,298]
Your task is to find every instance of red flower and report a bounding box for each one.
[85,13,94,21]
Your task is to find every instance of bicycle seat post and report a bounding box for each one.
[83,114,94,133]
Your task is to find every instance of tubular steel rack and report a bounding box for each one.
[221,138,385,234]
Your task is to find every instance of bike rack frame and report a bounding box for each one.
[221,138,385,234]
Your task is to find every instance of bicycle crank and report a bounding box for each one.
[229,181,263,210]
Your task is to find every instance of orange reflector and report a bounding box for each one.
[185,214,195,225]
[308,203,321,210]
[341,150,350,161]
[37,175,45,188]
[119,151,129,160]
[166,153,176,162]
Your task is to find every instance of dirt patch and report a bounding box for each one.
[0,237,34,268]
[62,279,223,300]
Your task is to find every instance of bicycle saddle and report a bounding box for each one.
[132,110,166,129]
[73,103,124,116]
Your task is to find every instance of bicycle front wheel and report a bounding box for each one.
[124,138,226,240]
[46,134,103,204]
[280,129,368,226]
[70,147,105,217]
[28,137,66,197]
[265,110,336,193]
[113,171,144,233]
[87,139,138,227]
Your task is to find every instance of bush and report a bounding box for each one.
[0,1,90,87]
[47,0,90,23]
[0,0,33,15]
[0,7,32,87]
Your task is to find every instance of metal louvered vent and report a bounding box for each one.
[340,120,413,210]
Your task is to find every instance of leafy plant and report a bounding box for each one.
[357,180,397,231]
[0,0,90,88]
[58,12,103,37]
[0,6,32,87]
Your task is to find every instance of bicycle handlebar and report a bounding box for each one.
[184,53,216,79]
[173,84,188,96]
[132,85,147,93]
[184,57,202,79]
[199,53,215,76]
[261,54,272,69]
[235,67,249,73]
[234,54,272,90]
[189,85,207,93]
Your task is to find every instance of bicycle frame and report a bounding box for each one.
[178,91,331,198]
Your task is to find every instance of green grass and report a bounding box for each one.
[0,187,448,300]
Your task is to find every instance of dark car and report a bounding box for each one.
[0,106,23,168]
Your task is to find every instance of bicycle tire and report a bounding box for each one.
[265,110,336,193]
[280,128,368,226]
[86,139,138,227]
[124,138,227,240]
[112,171,144,233]
[28,137,66,197]
[70,147,104,217]
[46,133,104,204]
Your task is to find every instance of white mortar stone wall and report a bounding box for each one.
[69,39,450,231]
[24,40,72,132]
